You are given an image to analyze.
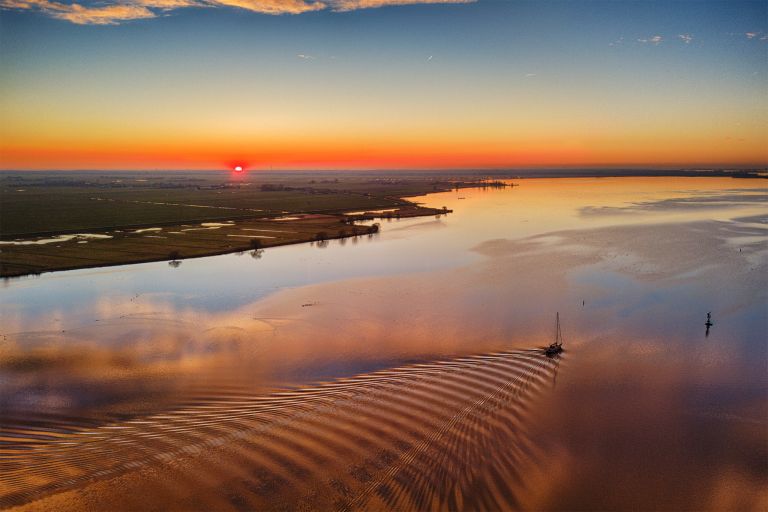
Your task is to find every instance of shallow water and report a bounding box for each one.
[0,233,113,246]
[1,177,766,510]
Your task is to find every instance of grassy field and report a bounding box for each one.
[0,171,465,276]
[0,216,394,277]
[0,173,432,236]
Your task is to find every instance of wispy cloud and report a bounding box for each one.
[296,53,315,59]
[733,31,767,41]
[211,0,325,15]
[0,0,158,24]
[140,0,201,7]
[331,0,473,11]
[1,0,475,24]
[677,33,693,44]
[637,35,663,45]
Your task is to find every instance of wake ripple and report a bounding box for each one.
[0,349,562,511]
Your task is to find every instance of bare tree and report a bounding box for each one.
[168,250,182,267]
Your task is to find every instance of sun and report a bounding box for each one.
[234,165,243,172]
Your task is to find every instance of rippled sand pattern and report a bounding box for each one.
[1,350,561,511]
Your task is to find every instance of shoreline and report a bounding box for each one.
[0,204,452,279]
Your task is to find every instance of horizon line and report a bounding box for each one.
[1,167,766,173]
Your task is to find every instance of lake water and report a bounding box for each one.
[1,177,766,511]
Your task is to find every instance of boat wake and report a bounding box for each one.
[0,349,562,511]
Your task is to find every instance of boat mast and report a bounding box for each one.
[555,312,563,347]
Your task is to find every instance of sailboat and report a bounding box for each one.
[545,312,564,357]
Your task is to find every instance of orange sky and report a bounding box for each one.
[1,0,766,170]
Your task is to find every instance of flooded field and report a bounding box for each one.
[1,177,766,511]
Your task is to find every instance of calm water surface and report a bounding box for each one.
[1,177,766,510]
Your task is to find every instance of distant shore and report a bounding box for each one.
[1,168,765,178]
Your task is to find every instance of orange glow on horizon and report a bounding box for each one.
[3,73,765,171]
[1,138,765,171]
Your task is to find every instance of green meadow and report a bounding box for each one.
[0,171,466,276]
